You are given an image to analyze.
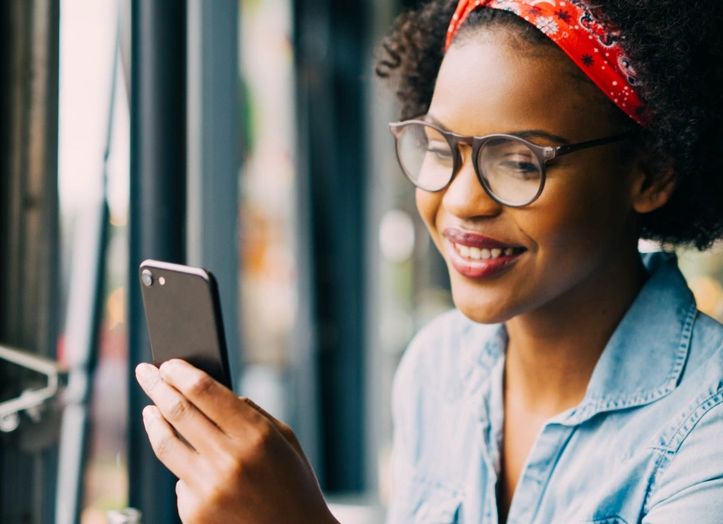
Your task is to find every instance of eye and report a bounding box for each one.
[425,141,453,161]
[498,156,540,179]
[500,159,536,171]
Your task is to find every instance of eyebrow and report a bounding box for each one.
[423,112,571,145]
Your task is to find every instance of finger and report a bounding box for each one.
[142,405,200,484]
[176,480,202,524]
[136,363,228,456]
[158,359,264,435]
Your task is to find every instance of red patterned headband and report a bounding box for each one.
[445,0,646,126]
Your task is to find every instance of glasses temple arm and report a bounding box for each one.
[553,132,635,157]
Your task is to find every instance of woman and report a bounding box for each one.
[135,0,723,522]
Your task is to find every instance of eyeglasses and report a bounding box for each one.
[388,118,631,207]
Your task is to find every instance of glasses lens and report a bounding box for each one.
[395,123,453,191]
[477,137,543,206]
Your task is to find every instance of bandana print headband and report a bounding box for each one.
[445,0,646,126]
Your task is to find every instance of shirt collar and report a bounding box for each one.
[458,251,697,426]
[562,251,697,425]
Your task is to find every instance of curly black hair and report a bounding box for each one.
[376,0,723,250]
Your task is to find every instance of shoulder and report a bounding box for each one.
[652,309,723,456]
[643,311,723,519]
[644,388,723,520]
[659,310,723,451]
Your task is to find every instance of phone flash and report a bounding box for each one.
[159,277,166,286]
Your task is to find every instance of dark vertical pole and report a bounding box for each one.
[186,0,241,385]
[0,0,60,522]
[128,1,186,522]
[293,0,369,492]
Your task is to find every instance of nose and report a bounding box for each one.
[442,146,502,219]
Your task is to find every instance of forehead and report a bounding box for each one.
[429,30,615,138]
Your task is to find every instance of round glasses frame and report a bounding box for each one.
[388,118,632,207]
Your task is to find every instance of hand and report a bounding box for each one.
[135,359,338,524]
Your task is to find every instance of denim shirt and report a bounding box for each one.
[388,252,723,523]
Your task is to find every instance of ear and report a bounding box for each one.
[629,152,676,214]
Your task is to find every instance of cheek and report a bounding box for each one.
[415,189,442,239]
[526,159,635,260]
[532,189,598,245]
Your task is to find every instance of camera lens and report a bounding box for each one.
[141,269,153,287]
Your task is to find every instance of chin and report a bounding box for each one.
[449,280,519,325]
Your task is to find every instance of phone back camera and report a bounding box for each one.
[141,269,153,287]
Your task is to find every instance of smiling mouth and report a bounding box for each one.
[450,243,524,262]
[441,228,527,279]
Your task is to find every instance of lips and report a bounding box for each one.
[442,227,526,279]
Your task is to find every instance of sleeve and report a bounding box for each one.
[642,390,723,523]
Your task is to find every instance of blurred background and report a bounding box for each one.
[0,1,721,523]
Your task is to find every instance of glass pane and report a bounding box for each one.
[398,124,452,190]
[57,0,130,521]
[478,138,541,204]
[238,0,297,422]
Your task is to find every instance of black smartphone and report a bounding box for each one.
[139,259,232,389]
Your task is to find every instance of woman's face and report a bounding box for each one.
[417,29,643,324]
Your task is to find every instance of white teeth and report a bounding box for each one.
[453,242,520,261]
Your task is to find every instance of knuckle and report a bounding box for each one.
[213,448,249,486]
[198,479,231,511]
[152,434,174,460]
[247,421,274,454]
[217,452,244,482]
[188,373,215,397]
[166,396,190,421]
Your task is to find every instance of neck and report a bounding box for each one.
[504,248,648,417]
